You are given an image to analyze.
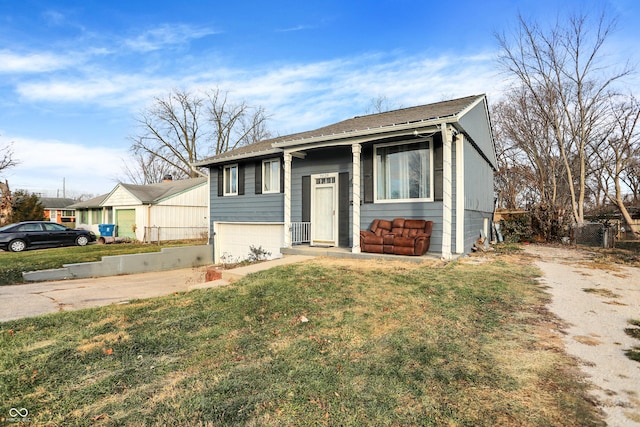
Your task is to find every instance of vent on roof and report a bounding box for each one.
[162,174,173,182]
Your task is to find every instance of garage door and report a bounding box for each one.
[116,209,136,239]
[214,222,284,264]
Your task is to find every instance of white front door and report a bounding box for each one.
[311,173,338,246]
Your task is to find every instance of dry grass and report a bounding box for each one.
[0,253,605,426]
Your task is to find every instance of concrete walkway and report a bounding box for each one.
[0,255,315,323]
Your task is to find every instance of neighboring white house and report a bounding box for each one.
[70,177,209,242]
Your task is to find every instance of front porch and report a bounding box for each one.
[280,244,451,263]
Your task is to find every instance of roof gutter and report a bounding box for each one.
[272,115,458,149]
[192,148,283,167]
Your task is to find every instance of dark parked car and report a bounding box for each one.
[0,221,96,252]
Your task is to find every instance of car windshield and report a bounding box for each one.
[0,224,15,231]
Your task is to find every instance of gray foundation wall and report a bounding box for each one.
[22,245,214,282]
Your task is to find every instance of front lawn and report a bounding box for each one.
[0,255,603,426]
[0,240,207,285]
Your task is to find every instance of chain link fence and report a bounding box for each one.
[572,222,617,248]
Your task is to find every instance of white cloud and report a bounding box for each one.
[123,24,220,52]
[3,136,127,196]
[0,50,74,73]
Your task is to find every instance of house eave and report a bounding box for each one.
[193,148,283,167]
[272,115,457,150]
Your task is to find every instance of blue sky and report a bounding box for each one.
[0,0,638,198]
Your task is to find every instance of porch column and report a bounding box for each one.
[441,124,453,259]
[351,143,361,253]
[283,152,292,248]
[455,133,465,254]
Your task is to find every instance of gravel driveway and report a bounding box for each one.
[524,244,640,427]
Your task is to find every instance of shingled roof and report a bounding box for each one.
[40,197,77,209]
[67,177,207,208]
[68,194,109,209]
[196,94,484,165]
[118,177,207,204]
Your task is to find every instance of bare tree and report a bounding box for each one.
[121,151,176,185]
[206,89,271,155]
[126,88,270,184]
[496,11,632,224]
[130,89,206,182]
[591,94,640,235]
[492,87,568,209]
[365,95,400,114]
[0,140,18,177]
[621,157,640,203]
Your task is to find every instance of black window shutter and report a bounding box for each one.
[338,172,350,247]
[362,144,374,203]
[238,164,245,196]
[255,162,262,194]
[217,167,223,197]
[280,159,285,193]
[302,175,311,222]
[434,136,443,201]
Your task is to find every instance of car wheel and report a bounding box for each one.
[75,235,89,246]
[8,239,27,252]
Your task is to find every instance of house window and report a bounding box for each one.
[262,159,280,193]
[91,209,101,224]
[224,164,238,195]
[374,141,432,202]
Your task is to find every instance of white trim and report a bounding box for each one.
[441,125,453,260]
[455,133,465,254]
[352,143,361,253]
[310,172,338,246]
[373,139,434,203]
[223,164,238,196]
[262,158,280,194]
[283,153,292,247]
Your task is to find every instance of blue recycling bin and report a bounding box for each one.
[98,224,115,237]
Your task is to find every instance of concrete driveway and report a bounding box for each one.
[0,255,315,322]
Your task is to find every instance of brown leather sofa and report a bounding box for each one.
[360,218,433,256]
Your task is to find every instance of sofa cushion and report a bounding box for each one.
[374,219,393,236]
[390,218,405,235]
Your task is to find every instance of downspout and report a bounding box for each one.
[147,204,151,242]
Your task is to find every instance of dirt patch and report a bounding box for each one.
[524,244,640,427]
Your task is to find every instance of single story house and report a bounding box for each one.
[194,94,497,262]
[69,176,209,242]
[41,197,77,224]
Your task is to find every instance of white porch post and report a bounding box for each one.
[283,152,292,248]
[441,124,453,259]
[455,133,465,254]
[351,143,361,253]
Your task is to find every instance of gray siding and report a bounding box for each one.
[210,162,284,222]
[462,136,494,254]
[458,100,497,168]
[464,210,490,252]
[464,139,494,214]
[361,202,443,254]
[290,147,352,222]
